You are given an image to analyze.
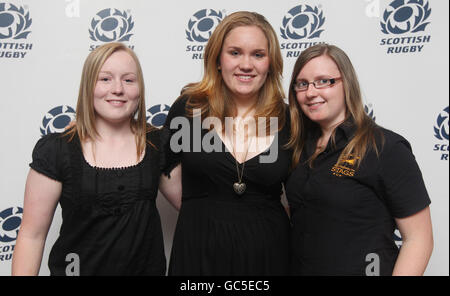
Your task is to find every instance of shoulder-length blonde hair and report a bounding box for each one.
[182,11,286,131]
[287,44,383,168]
[65,42,152,159]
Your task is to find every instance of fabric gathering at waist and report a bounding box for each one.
[181,191,282,203]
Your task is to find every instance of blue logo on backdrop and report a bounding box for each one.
[280,5,325,40]
[433,106,449,161]
[185,9,224,60]
[0,207,22,243]
[364,104,376,122]
[394,229,403,248]
[434,107,449,141]
[89,8,135,51]
[280,5,326,58]
[0,2,33,58]
[379,0,432,54]
[0,207,22,261]
[40,105,76,136]
[147,104,170,128]
[0,2,31,39]
[381,0,431,34]
[186,9,222,43]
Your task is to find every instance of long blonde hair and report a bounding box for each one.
[65,42,152,159]
[287,44,383,168]
[182,11,286,131]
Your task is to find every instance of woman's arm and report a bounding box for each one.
[12,169,61,275]
[392,206,433,276]
[159,164,182,211]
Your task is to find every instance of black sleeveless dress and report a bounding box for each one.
[161,96,291,275]
[29,129,166,275]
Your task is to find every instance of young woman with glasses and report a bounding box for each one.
[286,44,433,276]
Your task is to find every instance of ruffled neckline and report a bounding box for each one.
[73,134,148,171]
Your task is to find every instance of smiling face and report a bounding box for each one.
[93,50,140,125]
[219,25,270,104]
[295,55,346,130]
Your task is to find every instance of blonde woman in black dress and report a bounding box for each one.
[159,11,291,275]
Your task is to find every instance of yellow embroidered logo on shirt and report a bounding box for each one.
[331,155,360,177]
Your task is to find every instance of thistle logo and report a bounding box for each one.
[0,2,33,59]
[433,106,449,161]
[280,5,326,58]
[0,207,23,262]
[185,9,224,60]
[88,8,135,51]
[0,207,22,243]
[147,104,170,128]
[40,105,76,136]
[186,9,222,43]
[379,0,432,54]
[364,104,376,122]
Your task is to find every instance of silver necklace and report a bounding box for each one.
[231,131,253,196]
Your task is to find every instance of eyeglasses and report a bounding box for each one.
[293,77,342,92]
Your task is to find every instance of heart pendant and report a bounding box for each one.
[233,182,246,195]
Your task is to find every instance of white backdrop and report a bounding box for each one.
[0,0,448,276]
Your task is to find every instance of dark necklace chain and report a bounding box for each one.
[231,132,253,196]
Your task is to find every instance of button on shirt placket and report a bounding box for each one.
[115,170,125,216]
[116,170,125,192]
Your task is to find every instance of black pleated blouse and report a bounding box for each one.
[29,129,166,275]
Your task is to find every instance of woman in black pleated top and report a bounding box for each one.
[159,11,292,275]
[12,43,166,275]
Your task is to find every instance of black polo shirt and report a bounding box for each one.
[285,121,431,276]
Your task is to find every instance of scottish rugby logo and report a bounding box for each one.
[381,0,431,35]
[364,104,376,122]
[280,5,326,58]
[379,0,432,54]
[0,2,33,58]
[434,107,449,141]
[0,2,31,39]
[186,9,222,43]
[0,207,22,243]
[433,106,449,161]
[185,9,224,60]
[89,8,134,42]
[280,5,325,40]
[88,8,135,51]
[394,229,402,248]
[147,104,170,128]
[40,105,76,136]
[0,207,22,261]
